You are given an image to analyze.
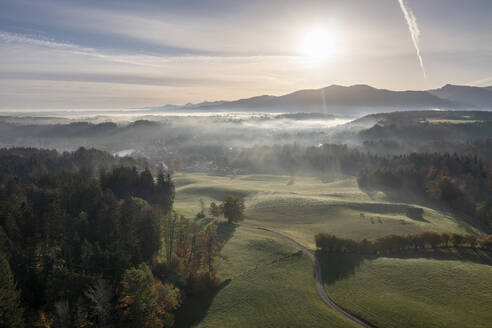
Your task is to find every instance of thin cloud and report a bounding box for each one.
[0,31,159,67]
[0,71,208,87]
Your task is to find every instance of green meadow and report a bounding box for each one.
[173,173,491,327]
[321,252,492,328]
[178,226,357,328]
[175,173,476,248]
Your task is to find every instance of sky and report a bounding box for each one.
[1,0,492,109]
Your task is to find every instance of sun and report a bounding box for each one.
[300,27,337,61]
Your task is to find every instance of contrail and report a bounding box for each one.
[398,0,427,79]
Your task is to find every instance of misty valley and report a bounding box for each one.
[1,106,492,328]
[2,0,492,327]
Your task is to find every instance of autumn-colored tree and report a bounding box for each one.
[481,235,492,250]
[120,264,161,328]
[153,281,181,327]
[315,232,488,254]
[202,224,222,281]
[33,312,53,328]
[120,263,181,328]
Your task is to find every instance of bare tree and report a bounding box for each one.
[84,279,112,326]
[54,300,71,328]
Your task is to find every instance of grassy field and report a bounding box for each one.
[320,251,492,328]
[174,173,477,248]
[176,225,357,328]
[173,173,489,327]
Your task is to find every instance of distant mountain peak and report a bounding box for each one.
[150,83,492,114]
[429,84,492,109]
[349,84,375,89]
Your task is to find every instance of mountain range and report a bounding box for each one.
[151,84,492,115]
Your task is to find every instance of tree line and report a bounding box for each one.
[0,148,223,327]
[232,143,380,177]
[357,152,492,229]
[233,137,492,177]
[359,121,492,142]
[315,232,492,254]
[0,147,147,183]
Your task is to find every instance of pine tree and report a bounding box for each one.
[0,252,24,328]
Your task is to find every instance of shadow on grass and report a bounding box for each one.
[345,201,430,223]
[174,222,239,327]
[174,279,232,328]
[364,186,436,209]
[362,186,490,234]
[317,248,492,285]
[195,217,214,225]
[215,221,238,250]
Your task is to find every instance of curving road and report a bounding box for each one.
[257,227,375,328]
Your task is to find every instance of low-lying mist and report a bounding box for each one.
[1,109,491,177]
[0,111,350,151]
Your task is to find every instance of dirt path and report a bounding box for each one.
[257,227,375,328]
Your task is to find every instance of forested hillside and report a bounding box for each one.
[0,148,222,327]
[357,153,492,231]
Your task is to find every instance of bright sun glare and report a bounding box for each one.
[301,27,337,61]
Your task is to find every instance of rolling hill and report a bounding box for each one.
[173,173,490,328]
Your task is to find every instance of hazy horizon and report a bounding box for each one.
[1,82,491,113]
[1,0,492,109]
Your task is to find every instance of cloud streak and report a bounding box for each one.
[0,31,307,108]
[398,0,427,80]
[0,71,208,87]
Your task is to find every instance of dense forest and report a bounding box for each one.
[359,121,492,142]
[0,148,223,327]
